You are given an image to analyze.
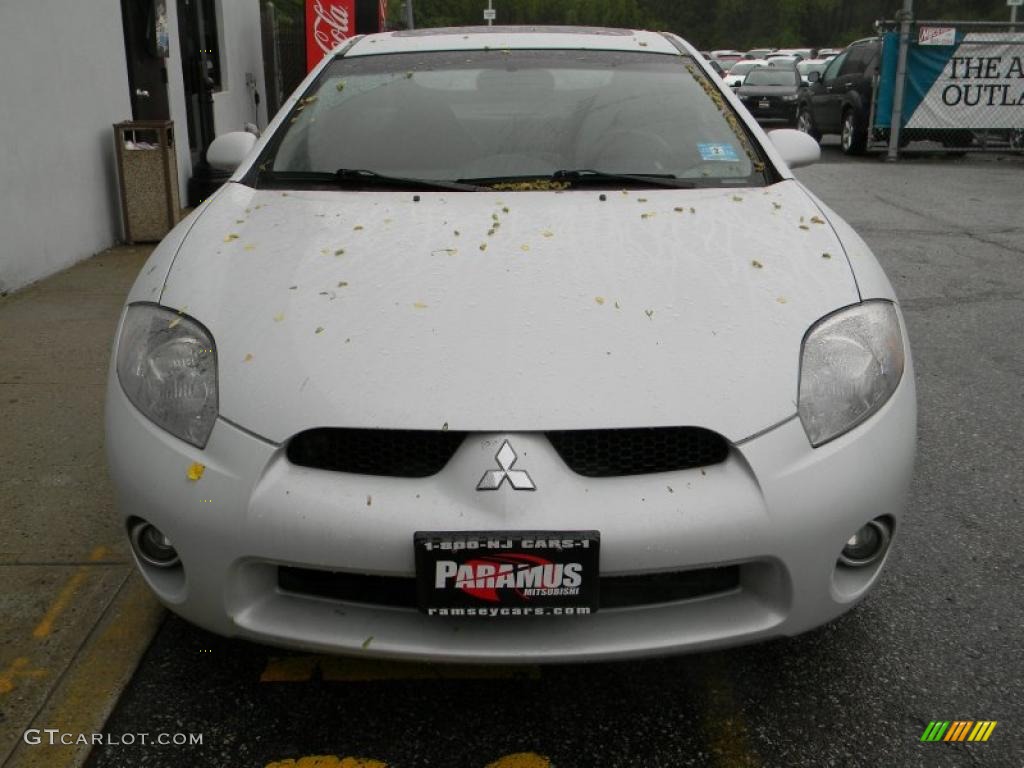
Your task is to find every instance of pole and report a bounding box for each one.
[487,0,493,26]
[405,0,414,30]
[886,0,914,161]
[1013,5,1019,26]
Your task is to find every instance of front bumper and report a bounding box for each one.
[105,367,916,663]
[742,100,800,124]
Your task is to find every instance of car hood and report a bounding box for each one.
[160,181,859,443]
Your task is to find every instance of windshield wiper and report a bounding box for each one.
[553,170,698,188]
[258,169,488,192]
[460,170,697,189]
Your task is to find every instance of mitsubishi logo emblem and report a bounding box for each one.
[476,440,536,491]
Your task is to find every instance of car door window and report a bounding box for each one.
[822,51,847,82]
[839,46,870,78]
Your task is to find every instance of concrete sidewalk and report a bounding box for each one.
[0,246,164,767]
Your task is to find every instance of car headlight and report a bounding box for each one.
[783,94,799,101]
[798,301,905,447]
[116,303,218,448]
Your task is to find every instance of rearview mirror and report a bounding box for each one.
[206,132,258,172]
[769,129,820,169]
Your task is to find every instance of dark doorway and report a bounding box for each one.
[176,0,219,166]
[121,0,172,120]
[178,0,227,206]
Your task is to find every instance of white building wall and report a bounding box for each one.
[0,0,133,294]
[0,0,268,294]
[164,4,194,206]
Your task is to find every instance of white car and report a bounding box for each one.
[107,26,916,662]
[765,54,802,67]
[774,48,815,60]
[797,58,833,85]
[724,59,766,88]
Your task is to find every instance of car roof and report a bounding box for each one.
[345,26,681,57]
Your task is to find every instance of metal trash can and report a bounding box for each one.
[114,120,181,243]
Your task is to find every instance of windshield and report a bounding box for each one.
[259,49,766,187]
[743,69,799,86]
[729,61,762,76]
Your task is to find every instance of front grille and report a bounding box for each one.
[546,427,729,477]
[278,565,740,610]
[286,428,467,478]
[286,426,728,479]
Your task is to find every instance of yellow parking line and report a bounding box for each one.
[700,656,761,768]
[260,655,321,682]
[32,546,109,639]
[0,656,48,694]
[264,755,551,768]
[265,757,388,768]
[485,753,551,768]
[260,655,541,683]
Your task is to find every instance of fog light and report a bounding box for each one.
[130,521,180,568]
[839,519,891,567]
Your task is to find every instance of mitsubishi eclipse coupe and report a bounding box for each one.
[106,26,916,662]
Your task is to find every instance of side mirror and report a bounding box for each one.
[769,128,820,169]
[808,71,821,84]
[206,132,258,172]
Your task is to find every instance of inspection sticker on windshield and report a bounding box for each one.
[698,143,740,162]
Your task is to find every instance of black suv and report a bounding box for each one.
[797,38,881,155]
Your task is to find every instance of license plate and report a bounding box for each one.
[414,531,600,617]
[759,99,771,109]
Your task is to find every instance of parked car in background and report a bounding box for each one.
[797,58,831,86]
[797,37,881,154]
[738,66,803,126]
[775,48,816,60]
[766,55,801,68]
[708,59,727,78]
[745,48,777,59]
[724,59,766,89]
[817,47,844,58]
[714,54,744,71]
[709,50,745,72]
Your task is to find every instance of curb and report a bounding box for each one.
[4,573,164,768]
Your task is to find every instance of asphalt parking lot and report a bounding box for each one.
[8,144,1024,768]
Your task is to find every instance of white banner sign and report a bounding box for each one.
[906,32,1024,130]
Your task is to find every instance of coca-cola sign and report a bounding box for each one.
[306,0,356,71]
